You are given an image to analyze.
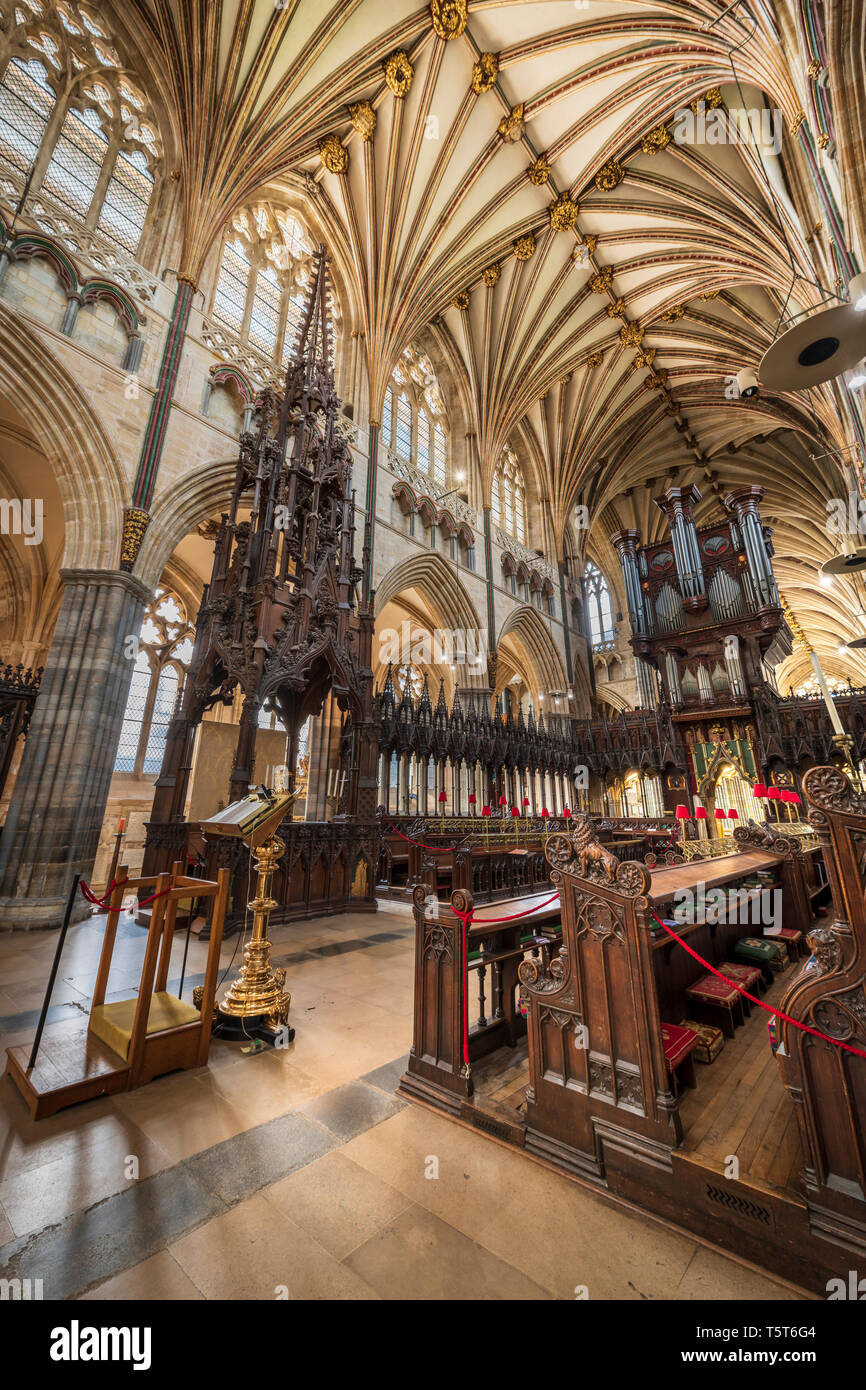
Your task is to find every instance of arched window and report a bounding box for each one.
[584,561,615,648]
[395,392,412,460]
[114,590,194,776]
[493,448,526,543]
[383,346,450,483]
[0,7,161,256]
[211,203,336,367]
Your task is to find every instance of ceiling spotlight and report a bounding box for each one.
[736,367,759,399]
[838,643,849,654]
[818,572,835,588]
[851,272,866,313]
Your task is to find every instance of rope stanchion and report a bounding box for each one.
[650,909,866,1061]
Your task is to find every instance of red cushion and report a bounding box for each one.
[773,927,801,942]
[662,1022,698,1069]
[686,973,740,1006]
[721,961,761,987]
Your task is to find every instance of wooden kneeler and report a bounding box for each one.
[6,862,230,1119]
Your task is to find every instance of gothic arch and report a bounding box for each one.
[0,306,126,570]
[373,551,483,640]
[134,457,238,588]
[497,604,568,698]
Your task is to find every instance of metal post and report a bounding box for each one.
[27,873,81,1070]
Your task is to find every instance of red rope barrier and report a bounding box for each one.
[79,880,173,911]
[383,818,460,853]
[649,910,866,1061]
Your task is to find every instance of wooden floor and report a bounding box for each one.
[469,974,804,1197]
[678,974,804,1193]
[472,1037,530,1114]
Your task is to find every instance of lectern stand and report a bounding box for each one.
[200,788,298,1046]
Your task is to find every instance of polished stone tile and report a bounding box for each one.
[183,1109,336,1206]
[344,1205,550,1300]
[0,1163,226,1301]
[169,1193,378,1300]
[80,1250,204,1301]
[262,1151,412,1259]
[298,1079,405,1142]
[360,1054,410,1096]
[674,1244,803,1301]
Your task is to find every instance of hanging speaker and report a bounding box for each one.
[820,550,866,575]
[846,635,866,649]
[759,304,866,390]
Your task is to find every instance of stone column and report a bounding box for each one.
[0,568,150,930]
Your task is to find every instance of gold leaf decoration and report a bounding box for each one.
[807,58,822,79]
[606,297,627,318]
[690,88,723,113]
[430,0,468,41]
[586,351,604,368]
[348,101,376,141]
[589,267,613,294]
[471,52,499,94]
[660,303,685,323]
[383,49,414,97]
[528,154,551,185]
[620,321,643,348]
[634,348,656,368]
[790,110,806,136]
[482,262,501,287]
[649,370,668,389]
[595,159,625,192]
[817,132,830,148]
[699,289,720,301]
[452,290,470,310]
[513,231,536,261]
[641,124,670,155]
[498,103,525,142]
[549,192,579,230]
[319,133,348,174]
[582,233,598,254]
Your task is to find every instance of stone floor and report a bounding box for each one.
[0,901,806,1301]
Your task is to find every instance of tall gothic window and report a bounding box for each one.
[585,561,615,647]
[0,4,161,257]
[211,204,333,367]
[380,345,450,484]
[114,590,194,776]
[493,449,526,543]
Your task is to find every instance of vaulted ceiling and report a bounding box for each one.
[124,0,866,686]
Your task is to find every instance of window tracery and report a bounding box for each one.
[381,344,449,486]
[211,204,336,367]
[493,447,526,543]
[0,1,161,255]
[585,560,615,648]
[114,590,193,776]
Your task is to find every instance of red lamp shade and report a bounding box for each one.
[695,806,708,820]
[675,805,690,819]
[563,807,572,819]
[522,797,530,806]
[468,794,477,804]
[714,808,726,820]
[788,791,801,804]
[438,791,447,803]
[481,806,491,817]
[753,783,768,798]
[728,809,739,820]
[510,806,520,818]
[767,786,781,800]
[498,796,508,806]
[541,808,550,819]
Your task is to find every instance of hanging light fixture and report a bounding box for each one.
[760,275,866,391]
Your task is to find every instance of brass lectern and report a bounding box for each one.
[200,785,298,1045]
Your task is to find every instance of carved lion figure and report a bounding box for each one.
[571,813,619,883]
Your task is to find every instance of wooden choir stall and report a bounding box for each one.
[399,768,866,1294]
